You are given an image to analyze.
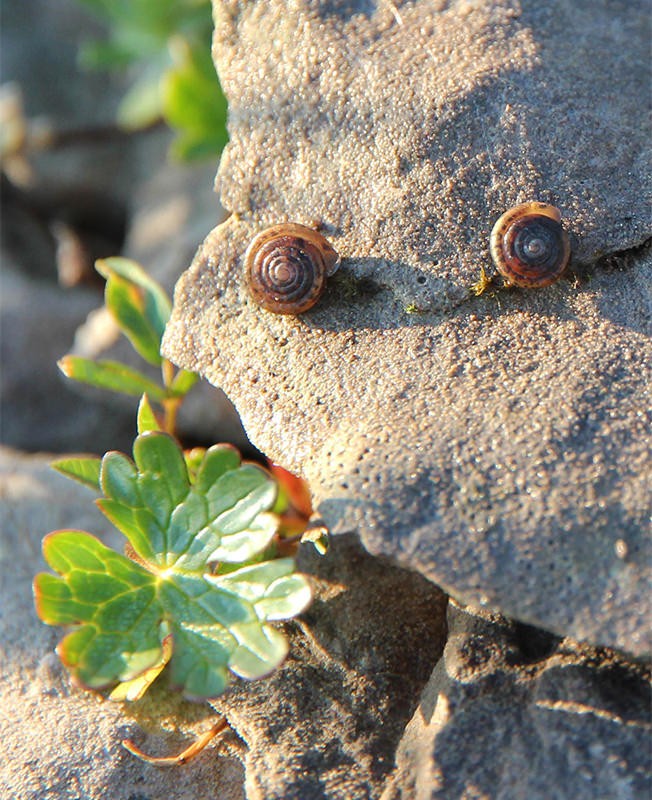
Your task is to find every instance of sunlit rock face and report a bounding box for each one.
[163,0,652,657]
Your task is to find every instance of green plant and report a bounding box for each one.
[469,265,495,297]
[35,433,311,699]
[76,0,228,161]
[34,259,320,761]
[58,256,195,435]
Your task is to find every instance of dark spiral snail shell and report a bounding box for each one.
[490,202,570,288]
[245,223,341,314]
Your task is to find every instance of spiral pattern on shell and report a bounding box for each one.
[245,223,341,314]
[490,202,570,288]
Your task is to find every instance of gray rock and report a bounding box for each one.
[209,534,448,800]
[162,0,652,655]
[0,448,245,800]
[382,604,652,800]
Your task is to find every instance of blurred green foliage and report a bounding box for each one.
[76,0,228,161]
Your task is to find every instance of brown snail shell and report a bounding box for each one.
[490,202,570,288]
[245,223,341,314]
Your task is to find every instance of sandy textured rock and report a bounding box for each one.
[162,0,652,656]
[209,534,448,800]
[0,448,246,800]
[382,604,652,800]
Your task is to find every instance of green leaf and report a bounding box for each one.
[109,621,173,701]
[213,559,313,623]
[58,356,167,400]
[184,447,207,482]
[162,38,228,162]
[35,531,160,688]
[34,434,311,699]
[52,457,102,491]
[116,64,165,129]
[96,258,171,366]
[137,394,162,434]
[170,369,199,397]
[100,451,140,506]
[97,436,278,569]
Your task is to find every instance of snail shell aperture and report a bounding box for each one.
[490,202,570,288]
[245,223,341,314]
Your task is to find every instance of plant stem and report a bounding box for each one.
[162,359,175,389]
[162,397,181,436]
[161,360,181,435]
[122,717,229,766]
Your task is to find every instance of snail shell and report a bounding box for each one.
[245,223,341,314]
[490,202,570,288]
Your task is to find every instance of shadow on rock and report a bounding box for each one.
[383,603,652,800]
[211,533,449,800]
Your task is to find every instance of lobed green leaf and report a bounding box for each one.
[34,531,161,687]
[35,535,311,697]
[212,559,313,622]
[100,451,140,506]
[96,436,279,570]
[109,622,173,701]
[34,433,312,699]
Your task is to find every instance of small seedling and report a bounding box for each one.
[57,256,197,435]
[469,266,495,296]
[405,302,430,314]
[34,433,312,697]
[34,257,322,763]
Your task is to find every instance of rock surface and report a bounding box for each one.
[162,0,652,655]
[210,534,448,800]
[382,604,652,800]
[8,449,647,799]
